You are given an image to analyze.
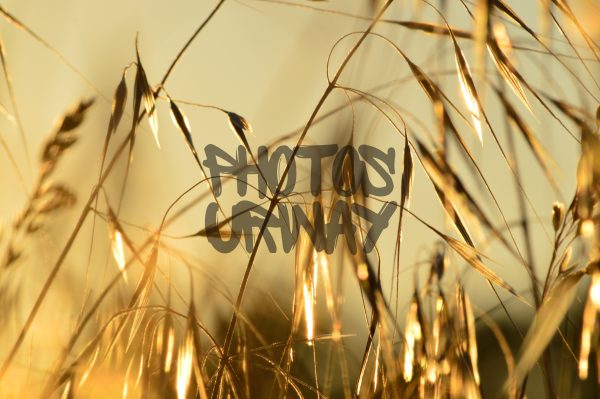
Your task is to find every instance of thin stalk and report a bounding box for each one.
[209,2,395,397]
[0,0,228,381]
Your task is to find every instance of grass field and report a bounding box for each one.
[0,1,599,397]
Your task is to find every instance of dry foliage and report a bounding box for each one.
[0,1,599,398]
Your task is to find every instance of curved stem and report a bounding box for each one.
[0,0,228,382]
[209,2,394,397]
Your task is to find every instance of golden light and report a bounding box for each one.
[176,334,194,399]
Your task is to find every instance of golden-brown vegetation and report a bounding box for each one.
[0,1,599,398]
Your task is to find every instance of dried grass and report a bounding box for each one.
[0,1,599,398]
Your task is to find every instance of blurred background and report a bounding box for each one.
[0,0,599,397]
